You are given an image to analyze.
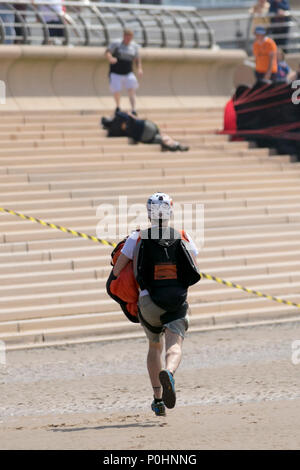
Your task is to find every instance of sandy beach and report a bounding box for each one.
[1,321,300,450]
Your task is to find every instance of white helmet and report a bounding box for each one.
[147,192,173,220]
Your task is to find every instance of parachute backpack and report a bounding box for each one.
[106,192,201,322]
[106,237,140,324]
[133,226,201,311]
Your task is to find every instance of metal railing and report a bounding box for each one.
[0,1,299,54]
[162,0,253,7]
[0,1,214,48]
[205,10,300,54]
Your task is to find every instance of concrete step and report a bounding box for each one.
[24,166,300,184]
[2,215,300,244]
[4,155,293,176]
[0,311,127,336]
[0,287,298,342]
[0,288,108,311]
[0,203,273,223]
[0,267,98,286]
[1,223,300,256]
[0,135,238,150]
[2,176,300,207]
[203,258,300,277]
[3,193,300,217]
[190,293,300,316]
[2,180,300,208]
[2,209,300,235]
[0,254,298,289]
[0,274,299,309]
[2,173,300,197]
[0,105,299,348]
[22,161,299,183]
[4,154,286,176]
[32,170,300,189]
[3,304,300,349]
[0,122,223,134]
[0,287,299,328]
[0,144,271,161]
[2,198,298,224]
[0,229,300,258]
[0,320,144,347]
[1,268,300,299]
[1,131,228,143]
[0,107,223,116]
[3,234,300,265]
[5,168,296,192]
[1,242,300,278]
[0,110,223,121]
[0,113,223,125]
[0,298,115,322]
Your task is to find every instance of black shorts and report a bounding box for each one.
[255,71,277,82]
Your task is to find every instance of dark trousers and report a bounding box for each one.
[270,16,290,51]
[255,71,277,83]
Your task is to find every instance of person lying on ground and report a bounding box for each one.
[101,111,189,152]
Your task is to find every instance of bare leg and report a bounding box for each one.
[147,339,164,399]
[113,92,121,110]
[165,328,183,375]
[162,134,176,146]
[128,88,136,112]
[161,134,189,152]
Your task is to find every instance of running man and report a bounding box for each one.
[111,193,201,416]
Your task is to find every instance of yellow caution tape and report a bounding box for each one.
[202,273,300,310]
[0,207,117,248]
[1,206,300,310]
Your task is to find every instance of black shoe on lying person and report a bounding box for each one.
[177,144,189,151]
[161,142,189,152]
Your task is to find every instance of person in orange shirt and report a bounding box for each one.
[253,26,278,82]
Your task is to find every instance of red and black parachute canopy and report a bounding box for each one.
[221,82,300,159]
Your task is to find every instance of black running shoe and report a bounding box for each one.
[151,399,166,416]
[159,369,176,409]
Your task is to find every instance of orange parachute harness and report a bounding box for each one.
[106,237,140,323]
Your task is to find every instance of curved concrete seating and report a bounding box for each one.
[0,45,246,111]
